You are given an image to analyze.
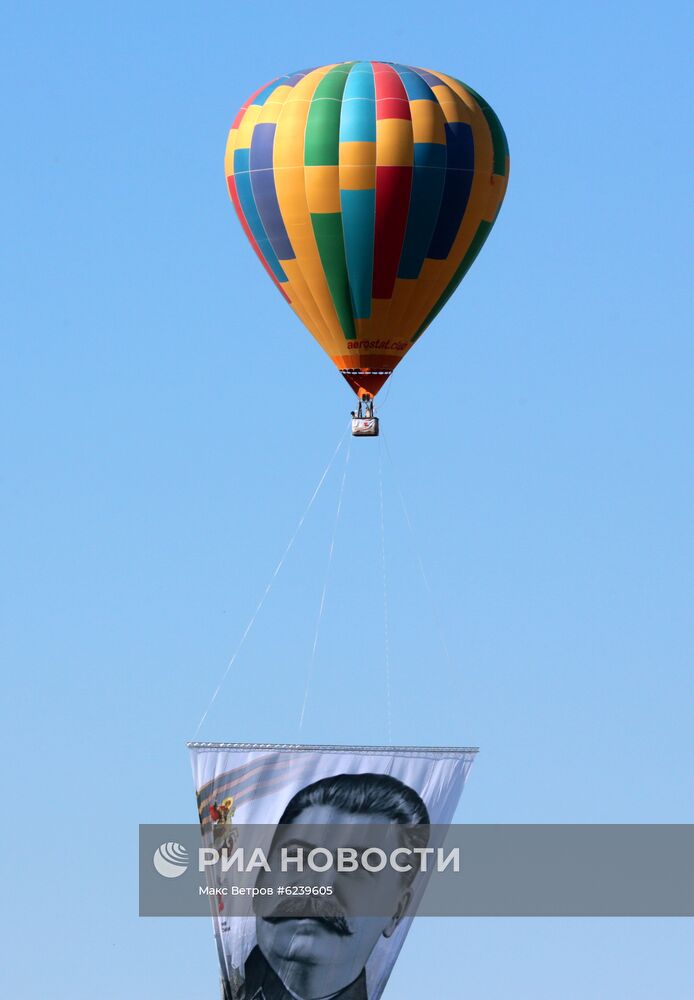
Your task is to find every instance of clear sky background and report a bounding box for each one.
[3,1,693,997]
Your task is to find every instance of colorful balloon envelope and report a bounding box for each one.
[225,62,509,399]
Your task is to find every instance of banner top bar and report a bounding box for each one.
[187,742,479,754]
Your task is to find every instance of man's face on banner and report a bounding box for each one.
[255,804,414,997]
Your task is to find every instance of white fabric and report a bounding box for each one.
[189,744,475,1000]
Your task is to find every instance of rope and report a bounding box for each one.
[299,435,351,730]
[378,440,393,743]
[376,370,396,410]
[381,431,452,667]
[194,427,348,736]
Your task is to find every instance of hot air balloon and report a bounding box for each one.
[225,62,509,434]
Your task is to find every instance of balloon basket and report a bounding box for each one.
[351,417,379,437]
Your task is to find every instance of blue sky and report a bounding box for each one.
[2,1,693,997]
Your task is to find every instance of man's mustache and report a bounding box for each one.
[263,894,353,936]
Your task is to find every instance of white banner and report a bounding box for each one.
[189,742,476,1000]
